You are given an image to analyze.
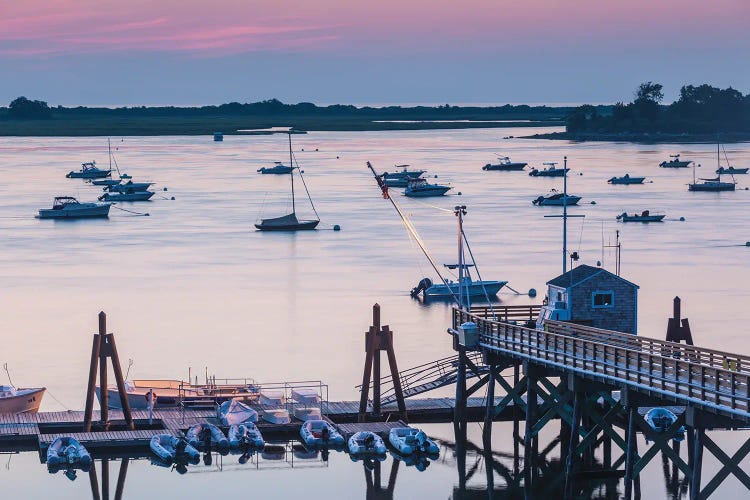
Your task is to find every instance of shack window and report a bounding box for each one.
[592,291,614,308]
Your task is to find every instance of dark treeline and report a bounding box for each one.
[1,96,569,121]
[567,83,750,134]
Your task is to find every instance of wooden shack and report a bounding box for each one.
[536,264,639,334]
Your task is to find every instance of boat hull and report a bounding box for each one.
[688,183,735,192]
[529,169,568,177]
[618,215,665,222]
[255,220,319,231]
[99,192,155,201]
[424,280,506,298]
[67,170,112,179]
[37,205,111,219]
[660,161,691,168]
[533,195,581,206]
[716,168,748,175]
[258,166,293,174]
[0,388,45,414]
[608,177,645,185]
[404,186,451,197]
[482,163,526,171]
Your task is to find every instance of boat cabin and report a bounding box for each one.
[536,264,639,334]
[0,385,17,397]
[52,197,79,209]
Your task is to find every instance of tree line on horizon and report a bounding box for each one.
[566,83,750,135]
[0,96,572,120]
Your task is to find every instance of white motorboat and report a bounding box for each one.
[99,191,155,202]
[258,161,293,174]
[411,264,507,299]
[218,399,258,425]
[388,427,439,455]
[186,423,230,454]
[0,385,45,414]
[616,210,665,222]
[532,192,581,206]
[404,178,452,197]
[228,423,265,450]
[482,156,527,171]
[608,174,646,185]
[262,408,291,424]
[529,162,569,177]
[96,378,260,409]
[106,180,154,193]
[150,434,200,465]
[659,154,692,168]
[300,420,345,447]
[348,431,387,457]
[66,161,112,179]
[47,437,92,470]
[37,197,111,219]
[383,165,426,187]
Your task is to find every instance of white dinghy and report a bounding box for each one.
[348,431,387,457]
[228,423,265,450]
[47,437,92,471]
[186,423,230,454]
[388,427,439,455]
[150,434,200,465]
[218,398,259,425]
[262,408,291,424]
[300,420,345,447]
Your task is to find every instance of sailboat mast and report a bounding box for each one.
[108,138,112,172]
[562,156,568,274]
[289,131,295,214]
[456,205,468,310]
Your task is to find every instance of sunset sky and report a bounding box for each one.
[3,0,749,105]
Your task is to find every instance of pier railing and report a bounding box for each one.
[453,308,750,422]
[465,304,542,323]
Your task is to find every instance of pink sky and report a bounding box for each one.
[3,0,749,57]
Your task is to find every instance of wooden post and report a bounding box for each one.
[99,313,109,428]
[384,331,407,422]
[566,391,582,476]
[84,333,102,432]
[624,406,638,499]
[483,366,495,445]
[524,368,537,487]
[101,458,110,500]
[690,427,704,500]
[88,461,101,500]
[454,346,467,435]
[373,305,381,417]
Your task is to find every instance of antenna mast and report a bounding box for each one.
[288,131,295,214]
[455,205,469,310]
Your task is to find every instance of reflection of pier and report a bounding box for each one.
[450,306,750,499]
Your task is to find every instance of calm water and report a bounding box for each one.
[1,128,749,498]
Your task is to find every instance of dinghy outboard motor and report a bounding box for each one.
[410,278,433,297]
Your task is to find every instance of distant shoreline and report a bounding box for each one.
[523,131,750,144]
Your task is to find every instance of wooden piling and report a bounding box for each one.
[99,314,109,429]
[690,427,704,500]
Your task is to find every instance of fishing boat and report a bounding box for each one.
[348,431,387,457]
[228,423,265,450]
[106,180,154,193]
[659,154,692,168]
[383,165,426,187]
[218,399,259,425]
[404,178,452,197]
[616,210,665,222]
[91,179,122,187]
[47,437,92,470]
[99,191,155,202]
[388,427,439,455]
[186,423,230,454]
[717,166,749,175]
[150,434,200,465]
[532,191,581,206]
[608,174,646,185]
[257,162,294,174]
[37,197,111,219]
[482,156,527,171]
[66,161,112,179]
[644,408,685,441]
[0,385,45,413]
[254,129,320,231]
[529,162,569,177]
[300,420,345,447]
[411,265,507,299]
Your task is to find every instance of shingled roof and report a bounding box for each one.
[547,264,638,289]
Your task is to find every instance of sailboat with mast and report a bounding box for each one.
[688,142,736,192]
[252,128,320,231]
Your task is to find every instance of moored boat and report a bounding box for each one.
[348,431,387,457]
[106,180,154,193]
[482,156,527,171]
[716,166,749,175]
[644,408,685,441]
[67,161,112,179]
[383,165,426,187]
[0,385,45,414]
[529,162,569,177]
[228,423,265,450]
[404,178,452,197]
[616,210,665,222]
[388,427,439,455]
[186,423,230,454]
[47,437,92,470]
[258,162,294,174]
[608,174,646,185]
[300,420,345,447]
[659,154,692,168]
[218,398,258,425]
[150,434,200,465]
[410,269,507,299]
[689,142,738,192]
[532,192,581,206]
[293,406,322,421]
[37,197,111,219]
[99,191,155,202]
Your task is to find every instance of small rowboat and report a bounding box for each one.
[150,434,200,464]
[228,423,265,450]
[47,437,92,471]
[300,419,345,447]
[608,174,645,185]
[186,423,230,454]
[616,211,665,223]
[388,427,439,455]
